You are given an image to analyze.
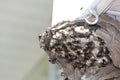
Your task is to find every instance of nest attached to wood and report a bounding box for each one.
[39,20,112,70]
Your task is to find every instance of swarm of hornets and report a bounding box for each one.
[39,20,112,71]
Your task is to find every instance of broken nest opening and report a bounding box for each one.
[39,19,112,70]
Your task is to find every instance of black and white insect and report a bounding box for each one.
[39,20,112,75]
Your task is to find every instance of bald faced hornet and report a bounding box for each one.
[39,20,112,76]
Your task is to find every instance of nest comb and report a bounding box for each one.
[39,20,112,70]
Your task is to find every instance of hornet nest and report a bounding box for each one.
[39,20,112,79]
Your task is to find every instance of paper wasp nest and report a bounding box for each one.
[39,20,112,79]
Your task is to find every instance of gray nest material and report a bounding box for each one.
[39,14,120,79]
[39,20,112,68]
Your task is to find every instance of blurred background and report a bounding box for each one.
[0,0,53,80]
[0,0,94,80]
